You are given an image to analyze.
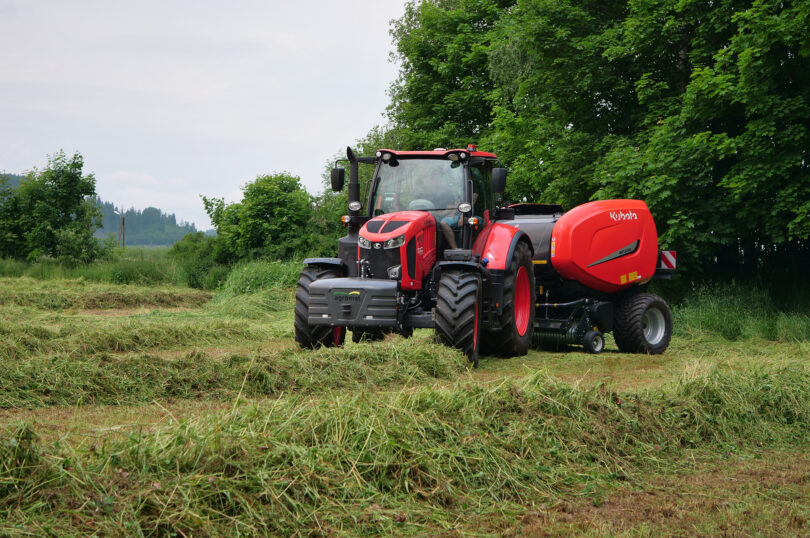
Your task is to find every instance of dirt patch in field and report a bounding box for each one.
[508,451,810,536]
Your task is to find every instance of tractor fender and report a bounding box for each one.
[435,260,480,272]
[477,226,533,319]
[478,224,534,271]
[431,261,482,298]
[303,257,347,275]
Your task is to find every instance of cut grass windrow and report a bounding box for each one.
[1,363,809,535]
[0,314,263,361]
[0,340,468,409]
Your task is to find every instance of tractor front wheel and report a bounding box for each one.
[613,293,672,354]
[434,270,481,366]
[294,265,346,349]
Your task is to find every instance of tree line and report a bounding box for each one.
[384,0,809,283]
[4,0,807,288]
[1,163,204,263]
[200,0,808,288]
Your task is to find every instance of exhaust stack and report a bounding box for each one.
[337,146,362,276]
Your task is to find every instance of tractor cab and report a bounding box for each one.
[365,148,499,263]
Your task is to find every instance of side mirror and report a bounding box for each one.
[491,168,507,194]
[331,167,345,192]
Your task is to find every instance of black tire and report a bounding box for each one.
[434,270,481,366]
[481,241,535,357]
[582,330,605,354]
[294,265,346,349]
[351,329,387,344]
[613,293,672,354]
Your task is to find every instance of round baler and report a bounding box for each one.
[508,199,672,355]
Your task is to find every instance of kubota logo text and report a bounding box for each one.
[609,210,638,222]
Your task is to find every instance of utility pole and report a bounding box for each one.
[114,207,126,248]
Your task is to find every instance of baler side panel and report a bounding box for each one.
[551,200,659,294]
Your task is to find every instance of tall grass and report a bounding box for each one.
[0,251,305,292]
[0,277,210,310]
[218,260,301,294]
[1,363,809,535]
[210,260,302,318]
[675,284,810,341]
[0,247,181,286]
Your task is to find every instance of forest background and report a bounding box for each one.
[2,0,808,293]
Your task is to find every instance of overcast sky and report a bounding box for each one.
[0,0,406,229]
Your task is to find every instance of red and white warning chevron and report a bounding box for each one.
[660,250,677,269]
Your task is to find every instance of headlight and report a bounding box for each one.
[348,201,361,211]
[384,234,406,249]
[458,202,472,213]
[358,236,371,249]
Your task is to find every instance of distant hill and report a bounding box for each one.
[2,172,200,246]
[0,173,24,189]
[97,200,198,246]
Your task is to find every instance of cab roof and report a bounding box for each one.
[378,148,498,159]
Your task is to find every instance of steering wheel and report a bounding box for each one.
[407,199,435,210]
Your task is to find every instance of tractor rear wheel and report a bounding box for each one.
[613,293,672,354]
[434,270,481,366]
[482,241,535,357]
[294,265,346,349]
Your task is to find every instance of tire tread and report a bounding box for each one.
[434,270,480,364]
[613,292,672,354]
[294,266,344,348]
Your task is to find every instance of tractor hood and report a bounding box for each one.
[358,211,437,290]
[360,211,434,242]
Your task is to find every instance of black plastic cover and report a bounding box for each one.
[308,278,398,328]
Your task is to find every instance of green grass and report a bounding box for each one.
[1,274,810,534]
[674,284,810,342]
[0,336,466,409]
[0,251,304,291]
[1,364,809,535]
[0,247,183,286]
[0,277,210,310]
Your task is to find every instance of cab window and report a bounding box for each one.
[470,162,493,216]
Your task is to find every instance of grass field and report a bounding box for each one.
[1,264,809,535]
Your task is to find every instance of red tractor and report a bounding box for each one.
[295,146,675,365]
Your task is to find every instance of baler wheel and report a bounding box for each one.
[434,270,481,366]
[294,265,346,349]
[613,293,672,354]
[582,330,605,354]
[481,241,535,357]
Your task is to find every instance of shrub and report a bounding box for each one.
[168,232,226,289]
